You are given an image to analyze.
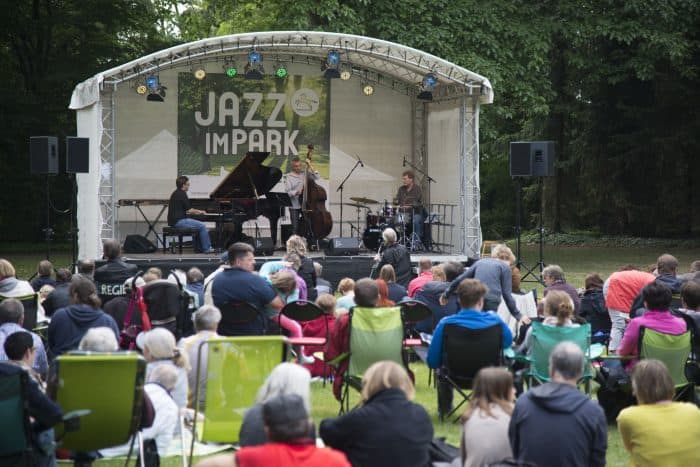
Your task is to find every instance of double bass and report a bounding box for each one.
[300,144,333,241]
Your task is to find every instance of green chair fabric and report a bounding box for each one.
[339,306,405,412]
[191,336,286,447]
[54,352,146,452]
[525,322,592,391]
[638,327,692,389]
[0,371,32,464]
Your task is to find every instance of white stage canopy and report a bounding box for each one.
[70,31,493,260]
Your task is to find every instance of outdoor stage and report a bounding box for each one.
[109,250,473,289]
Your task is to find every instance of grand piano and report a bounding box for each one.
[189,151,289,247]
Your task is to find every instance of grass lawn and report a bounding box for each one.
[5,242,699,466]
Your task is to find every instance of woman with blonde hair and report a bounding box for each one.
[618,359,700,466]
[139,327,190,408]
[379,264,408,303]
[460,367,515,467]
[239,362,312,446]
[286,234,317,301]
[320,361,433,467]
[517,290,579,355]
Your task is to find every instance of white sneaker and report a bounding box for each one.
[299,353,315,365]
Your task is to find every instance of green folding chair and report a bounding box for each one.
[338,306,406,413]
[638,326,694,401]
[0,370,34,466]
[188,335,287,466]
[54,352,146,465]
[522,322,593,393]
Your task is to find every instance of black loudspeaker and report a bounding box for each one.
[66,137,90,173]
[30,136,59,174]
[509,141,555,177]
[123,234,157,254]
[254,237,274,256]
[325,237,360,256]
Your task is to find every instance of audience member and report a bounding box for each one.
[509,342,607,467]
[314,261,332,296]
[579,273,611,343]
[428,279,512,416]
[430,264,446,282]
[77,259,95,282]
[38,284,54,302]
[143,267,163,283]
[375,279,395,307]
[286,235,317,301]
[618,281,687,365]
[42,267,73,317]
[0,258,46,321]
[320,361,433,467]
[408,258,433,298]
[101,364,179,459]
[301,293,338,377]
[198,394,349,467]
[517,290,580,355]
[30,260,56,292]
[4,331,45,387]
[259,253,307,300]
[48,276,119,357]
[93,239,138,304]
[629,254,684,317]
[0,298,49,378]
[677,259,700,283]
[178,305,221,410]
[335,277,356,310]
[139,327,190,409]
[441,245,528,325]
[414,261,463,332]
[211,243,283,336]
[542,264,581,316]
[460,367,515,467]
[78,326,119,352]
[679,280,700,313]
[604,266,655,352]
[185,267,205,309]
[239,362,312,447]
[374,228,412,287]
[268,271,311,364]
[378,264,408,303]
[617,359,700,466]
[0,341,63,466]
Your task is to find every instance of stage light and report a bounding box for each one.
[417,72,437,101]
[274,63,288,79]
[194,68,206,80]
[145,75,166,102]
[136,85,147,95]
[245,50,264,80]
[226,66,238,77]
[323,50,341,79]
[340,64,352,81]
[362,83,375,96]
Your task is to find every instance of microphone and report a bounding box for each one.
[402,156,406,167]
[356,154,364,167]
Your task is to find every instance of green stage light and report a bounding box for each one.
[275,64,288,78]
[226,67,238,77]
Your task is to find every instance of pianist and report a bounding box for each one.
[167,176,214,254]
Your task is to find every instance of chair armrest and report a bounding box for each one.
[61,409,91,434]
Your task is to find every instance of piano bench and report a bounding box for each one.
[162,227,199,254]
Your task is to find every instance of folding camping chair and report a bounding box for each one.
[436,323,503,421]
[187,336,287,466]
[280,300,329,383]
[638,326,695,402]
[217,301,265,336]
[336,306,406,414]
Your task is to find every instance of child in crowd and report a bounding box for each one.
[267,270,312,364]
[517,290,579,355]
[259,253,307,300]
[336,278,356,309]
[301,293,338,377]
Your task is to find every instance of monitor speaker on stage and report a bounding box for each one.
[66,137,90,173]
[254,237,274,256]
[325,237,360,256]
[509,141,555,177]
[30,136,59,174]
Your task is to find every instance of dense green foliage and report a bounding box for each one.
[2,0,698,241]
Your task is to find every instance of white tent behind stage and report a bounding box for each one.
[70,31,493,260]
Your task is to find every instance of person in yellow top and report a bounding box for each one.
[617,359,700,467]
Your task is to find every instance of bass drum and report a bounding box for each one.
[362,226,383,251]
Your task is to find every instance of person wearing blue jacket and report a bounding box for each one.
[427,278,512,416]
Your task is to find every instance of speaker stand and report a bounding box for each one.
[42,174,55,262]
[514,177,545,286]
[68,174,79,272]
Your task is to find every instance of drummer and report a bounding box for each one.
[394,169,424,238]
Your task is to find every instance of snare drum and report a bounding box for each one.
[366,213,380,227]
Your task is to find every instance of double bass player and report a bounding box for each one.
[284,152,320,236]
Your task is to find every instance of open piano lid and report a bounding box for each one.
[209,151,283,199]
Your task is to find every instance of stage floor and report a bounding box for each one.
[114,249,472,289]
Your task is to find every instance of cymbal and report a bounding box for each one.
[345,202,369,209]
[350,196,378,204]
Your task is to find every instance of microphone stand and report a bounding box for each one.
[336,158,363,237]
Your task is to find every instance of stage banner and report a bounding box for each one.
[177,73,330,183]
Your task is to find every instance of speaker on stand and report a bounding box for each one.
[30,137,59,261]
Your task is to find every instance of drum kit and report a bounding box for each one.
[345,196,422,251]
